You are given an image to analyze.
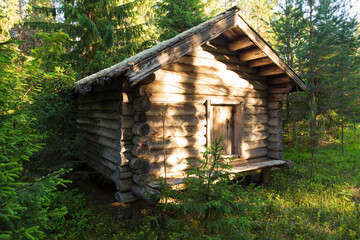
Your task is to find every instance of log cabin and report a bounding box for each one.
[73,7,306,204]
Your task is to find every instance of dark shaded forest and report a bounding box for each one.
[1,0,359,239]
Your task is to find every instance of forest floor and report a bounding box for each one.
[62,127,360,239]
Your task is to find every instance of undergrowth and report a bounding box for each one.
[257,126,360,239]
[47,126,359,239]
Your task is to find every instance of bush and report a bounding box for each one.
[137,138,263,239]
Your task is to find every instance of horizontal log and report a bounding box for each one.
[77,101,119,111]
[230,156,268,166]
[150,94,267,106]
[242,140,268,150]
[81,135,132,164]
[114,191,139,203]
[268,109,281,118]
[228,37,254,51]
[117,171,133,180]
[149,125,206,139]
[147,103,206,116]
[258,65,284,76]
[131,144,150,157]
[239,48,266,62]
[147,159,199,178]
[154,69,267,91]
[243,123,269,132]
[132,136,149,146]
[129,158,151,174]
[78,101,133,117]
[268,151,283,160]
[268,126,281,135]
[179,53,259,74]
[202,42,237,55]
[244,106,267,114]
[115,178,132,192]
[79,153,117,182]
[268,134,282,142]
[268,76,291,85]
[76,118,119,130]
[149,80,265,98]
[242,148,268,159]
[115,166,133,179]
[188,47,244,65]
[175,55,227,71]
[268,83,292,94]
[268,117,282,127]
[147,147,204,164]
[268,102,282,110]
[244,114,269,124]
[77,124,118,140]
[77,110,119,120]
[148,136,207,150]
[132,184,160,204]
[147,115,206,128]
[163,61,265,81]
[247,57,273,67]
[267,142,283,151]
[80,147,117,171]
[268,94,287,102]
[133,96,151,112]
[132,174,148,185]
[243,131,269,142]
[80,140,121,164]
[134,84,153,97]
[134,112,147,122]
[84,133,118,150]
[77,90,121,104]
[132,122,150,136]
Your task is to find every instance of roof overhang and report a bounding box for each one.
[74,6,306,97]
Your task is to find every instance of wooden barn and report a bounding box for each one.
[73,7,306,204]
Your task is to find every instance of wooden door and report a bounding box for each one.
[211,105,235,155]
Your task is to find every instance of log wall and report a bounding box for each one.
[76,79,138,203]
[129,40,273,192]
[76,39,291,203]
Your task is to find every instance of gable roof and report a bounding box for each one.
[74,6,306,96]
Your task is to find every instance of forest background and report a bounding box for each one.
[0,0,359,239]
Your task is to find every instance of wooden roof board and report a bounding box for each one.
[73,6,306,97]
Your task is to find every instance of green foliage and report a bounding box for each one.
[28,0,157,77]
[156,0,206,41]
[43,189,91,239]
[257,126,360,239]
[25,31,80,173]
[0,29,80,240]
[136,138,263,239]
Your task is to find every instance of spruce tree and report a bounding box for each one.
[270,0,307,144]
[27,0,157,78]
[156,0,206,41]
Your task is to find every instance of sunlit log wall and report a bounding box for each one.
[75,39,290,203]
[130,39,277,191]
